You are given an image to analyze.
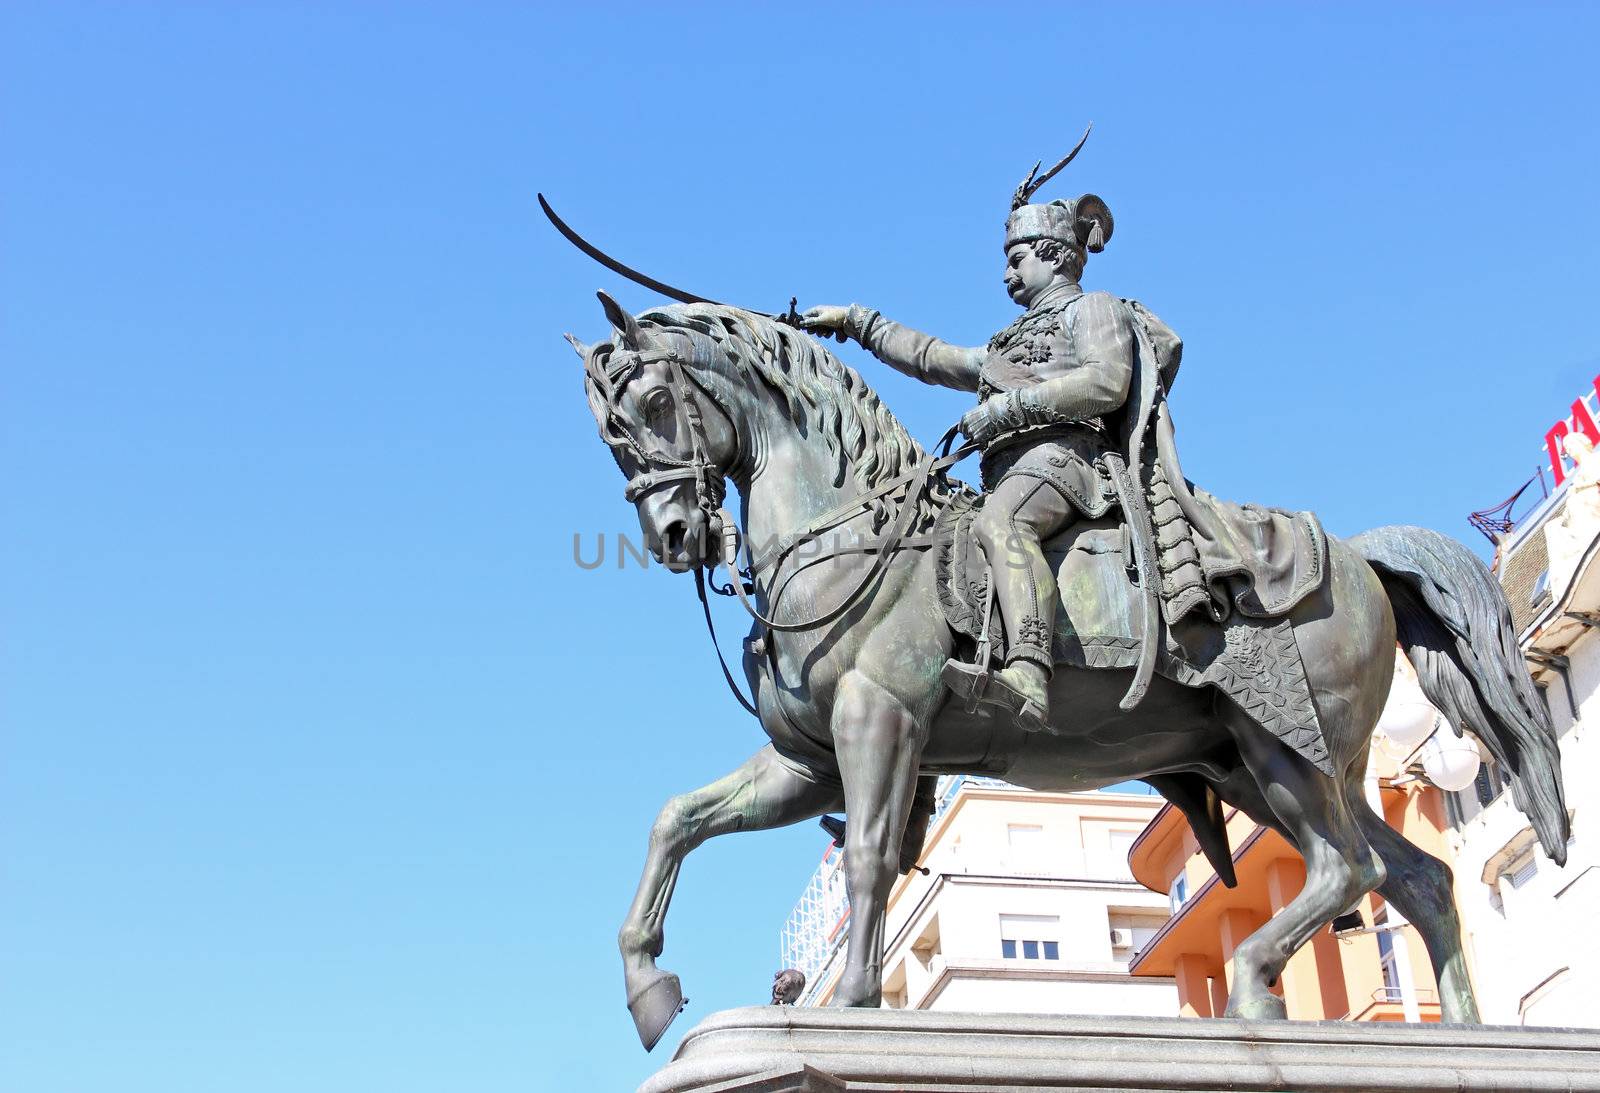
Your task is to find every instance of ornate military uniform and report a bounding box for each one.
[825,182,1328,742]
[974,283,1125,518]
[838,196,1138,721]
[960,281,1130,672]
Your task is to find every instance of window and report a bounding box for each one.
[1002,938,1062,959]
[1473,763,1498,807]
[1508,855,1538,889]
[1108,912,1167,960]
[1375,910,1400,998]
[1529,569,1550,608]
[1170,873,1189,912]
[999,914,1060,961]
[1007,824,1044,847]
[1107,829,1139,880]
[1448,756,1511,829]
[1005,824,1047,874]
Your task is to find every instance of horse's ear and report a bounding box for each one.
[596,290,644,350]
[562,332,592,360]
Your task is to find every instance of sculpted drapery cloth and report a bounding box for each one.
[1124,302,1326,625]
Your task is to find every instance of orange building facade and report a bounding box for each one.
[1127,757,1459,1023]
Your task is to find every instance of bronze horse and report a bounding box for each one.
[571,294,1568,1050]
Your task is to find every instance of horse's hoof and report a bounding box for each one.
[827,991,881,1008]
[627,970,688,1052]
[1225,993,1288,1020]
[825,972,880,1008]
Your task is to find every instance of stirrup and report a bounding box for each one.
[941,658,989,714]
[941,658,1050,733]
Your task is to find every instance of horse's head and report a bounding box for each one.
[571,292,738,572]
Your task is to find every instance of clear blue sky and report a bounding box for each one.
[4,4,1598,1091]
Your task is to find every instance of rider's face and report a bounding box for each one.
[1003,242,1060,308]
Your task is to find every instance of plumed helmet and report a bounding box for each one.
[1004,124,1113,256]
[1004,195,1114,254]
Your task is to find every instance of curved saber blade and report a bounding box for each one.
[538,193,770,316]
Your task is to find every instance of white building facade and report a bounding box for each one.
[782,778,1177,1015]
[1440,413,1600,1028]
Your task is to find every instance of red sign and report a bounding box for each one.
[1544,376,1600,486]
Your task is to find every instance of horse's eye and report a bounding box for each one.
[644,389,674,421]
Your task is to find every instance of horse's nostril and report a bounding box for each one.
[662,520,689,560]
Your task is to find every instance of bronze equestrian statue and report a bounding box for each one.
[551,138,1568,1052]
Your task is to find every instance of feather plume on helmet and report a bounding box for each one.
[1005,124,1114,259]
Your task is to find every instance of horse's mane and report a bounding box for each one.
[640,303,930,495]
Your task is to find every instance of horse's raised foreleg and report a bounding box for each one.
[1347,787,1481,1023]
[829,670,926,1008]
[619,744,841,1049]
[1221,707,1386,1019]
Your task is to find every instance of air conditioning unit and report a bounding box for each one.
[1109,928,1133,949]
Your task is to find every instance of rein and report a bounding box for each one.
[714,425,973,634]
[695,426,975,719]
[591,333,975,720]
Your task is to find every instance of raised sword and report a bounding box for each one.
[537,193,808,327]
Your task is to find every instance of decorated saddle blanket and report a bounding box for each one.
[933,491,1333,776]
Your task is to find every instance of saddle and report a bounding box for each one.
[933,490,1334,775]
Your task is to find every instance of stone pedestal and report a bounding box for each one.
[638,1007,1600,1092]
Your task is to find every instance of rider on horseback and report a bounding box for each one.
[801,183,1138,733]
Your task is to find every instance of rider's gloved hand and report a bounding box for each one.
[959,397,1002,447]
[797,305,854,343]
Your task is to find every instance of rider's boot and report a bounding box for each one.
[983,658,1051,732]
[942,653,1053,731]
[947,473,1070,733]
[979,529,1060,733]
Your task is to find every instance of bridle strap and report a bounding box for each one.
[609,346,728,517]
[598,343,757,716]
[665,355,723,517]
[623,465,705,504]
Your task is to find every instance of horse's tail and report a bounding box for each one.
[1350,525,1569,865]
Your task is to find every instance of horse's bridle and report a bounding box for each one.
[588,338,729,538]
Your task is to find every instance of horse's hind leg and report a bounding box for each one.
[618,745,841,1049]
[1220,705,1386,1019]
[1347,785,1481,1023]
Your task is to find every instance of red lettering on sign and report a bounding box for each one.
[1548,422,1571,486]
[1544,376,1600,486]
[1573,395,1600,447]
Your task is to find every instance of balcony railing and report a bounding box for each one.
[1371,986,1438,1005]
[950,850,1136,883]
